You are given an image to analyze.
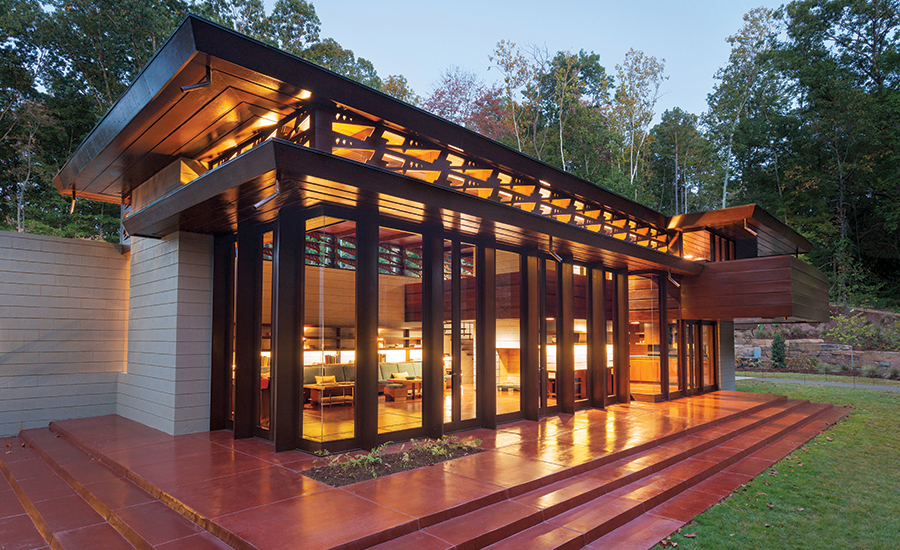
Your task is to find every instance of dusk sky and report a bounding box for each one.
[284,1,785,119]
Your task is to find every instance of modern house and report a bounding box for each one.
[42,15,828,456]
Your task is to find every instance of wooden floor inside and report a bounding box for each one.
[0,391,849,550]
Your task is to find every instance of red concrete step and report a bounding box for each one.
[405,398,811,550]
[0,435,134,550]
[18,428,235,550]
[583,403,847,550]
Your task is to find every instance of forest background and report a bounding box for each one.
[2,0,899,310]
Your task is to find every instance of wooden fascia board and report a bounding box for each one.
[125,140,701,275]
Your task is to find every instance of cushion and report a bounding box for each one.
[315,375,337,385]
[391,372,409,379]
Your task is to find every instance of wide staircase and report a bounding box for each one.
[0,394,848,550]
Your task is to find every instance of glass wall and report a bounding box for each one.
[606,272,616,400]
[702,324,715,389]
[542,260,558,409]
[302,217,356,443]
[495,250,521,415]
[459,244,477,421]
[629,275,661,397]
[574,265,588,403]
[259,231,273,432]
[668,320,679,394]
[377,228,423,434]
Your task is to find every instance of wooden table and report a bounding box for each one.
[394,378,422,399]
[304,383,354,406]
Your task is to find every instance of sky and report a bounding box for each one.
[265,0,784,118]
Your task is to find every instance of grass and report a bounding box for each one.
[655,380,900,549]
[736,370,900,388]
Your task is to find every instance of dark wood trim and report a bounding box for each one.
[477,244,496,428]
[210,234,235,431]
[273,208,304,451]
[659,275,669,401]
[422,225,444,439]
[614,272,630,403]
[678,320,687,396]
[233,223,261,439]
[450,240,462,427]
[557,256,575,414]
[589,265,606,409]
[520,254,540,421]
[355,211,379,450]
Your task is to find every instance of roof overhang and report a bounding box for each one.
[124,139,702,276]
[668,204,812,256]
[54,15,666,232]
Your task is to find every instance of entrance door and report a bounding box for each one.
[684,322,700,395]
[539,259,559,415]
[443,241,479,432]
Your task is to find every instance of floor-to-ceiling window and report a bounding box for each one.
[302,217,357,443]
[541,259,559,411]
[629,274,661,399]
[377,227,424,434]
[495,250,521,416]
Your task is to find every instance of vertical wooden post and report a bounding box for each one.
[210,234,235,431]
[614,272,630,403]
[557,256,575,414]
[422,226,444,438]
[659,275,670,401]
[273,208,304,452]
[234,224,261,439]
[355,211,379,450]
[477,244,496,429]
[589,265,606,409]
[520,254,540,421]
[451,241,462,426]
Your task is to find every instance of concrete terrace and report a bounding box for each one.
[0,391,847,550]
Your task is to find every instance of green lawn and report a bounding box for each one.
[736,370,900,388]
[655,380,900,549]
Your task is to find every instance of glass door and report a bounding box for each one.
[539,259,559,414]
[443,241,479,432]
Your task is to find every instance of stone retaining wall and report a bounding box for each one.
[735,336,900,370]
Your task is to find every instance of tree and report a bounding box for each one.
[302,38,381,89]
[489,40,531,151]
[423,66,487,126]
[649,108,717,215]
[611,48,667,194]
[706,7,780,209]
[269,0,321,55]
[382,74,419,105]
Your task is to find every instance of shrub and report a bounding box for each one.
[861,364,882,378]
[786,356,818,371]
[771,332,787,368]
[818,362,838,374]
[885,367,900,380]
[753,325,772,339]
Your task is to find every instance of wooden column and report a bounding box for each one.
[614,272,630,403]
[659,275,670,401]
[450,241,462,426]
[233,224,261,439]
[422,226,444,438]
[273,209,304,452]
[210,234,235,431]
[476,244,496,429]
[355,211,379,450]
[520,254,540,421]
[557,256,575,414]
[589,265,606,409]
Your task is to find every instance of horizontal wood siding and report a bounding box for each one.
[680,256,828,322]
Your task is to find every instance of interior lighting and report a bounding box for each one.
[299,89,312,99]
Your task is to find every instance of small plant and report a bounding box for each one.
[753,325,772,339]
[771,332,787,369]
[818,362,838,375]
[885,367,900,380]
[786,356,818,371]
[861,364,882,378]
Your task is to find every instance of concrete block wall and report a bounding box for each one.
[0,231,129,436]
[118,232,213,435]
[719,321,736,391]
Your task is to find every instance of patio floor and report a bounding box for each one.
[0,390,848,550]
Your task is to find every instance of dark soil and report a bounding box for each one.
[303,443,485,487]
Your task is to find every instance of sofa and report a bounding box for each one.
[302,362,449,402]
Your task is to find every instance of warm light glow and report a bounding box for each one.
[299,89,312,100]
[260,351,271,358]
[684,254,695,260]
